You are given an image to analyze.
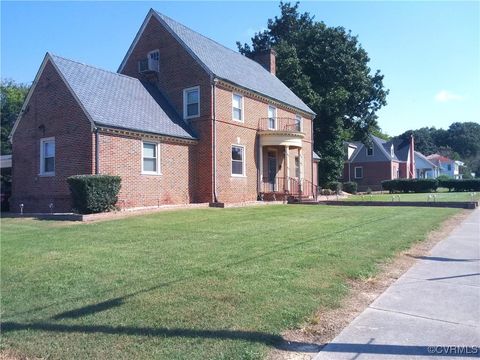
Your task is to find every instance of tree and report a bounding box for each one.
[238,2,389,184]
[1,80,30,155]
[393,122,480,178]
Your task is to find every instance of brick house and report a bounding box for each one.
[10,9,317,213]
[343,135,416,191]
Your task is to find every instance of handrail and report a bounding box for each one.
[258,117,302,132]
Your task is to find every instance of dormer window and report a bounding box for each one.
[366,146,374,156]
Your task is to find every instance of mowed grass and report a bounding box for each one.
[1,205,459,359]
[346,191,479,202]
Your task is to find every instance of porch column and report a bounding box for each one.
[285,145,290,191]
[259,142,263,193]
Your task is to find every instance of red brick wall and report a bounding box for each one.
[97,131,195,207]
[343,161,393,191]
[11,61,94,213]
[214,84,314,202]
[120,15,213,202]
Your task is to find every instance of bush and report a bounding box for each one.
[381,179,439,193]
[438,178,480,192]
[325,181,342,194]
[67,175,121,214]
[342,181,358,194]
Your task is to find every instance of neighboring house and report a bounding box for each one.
[1,155,12,211]
[9,9,318,213]
[426,154,464,179]
[415,151,439,179]
[343,135,415,191]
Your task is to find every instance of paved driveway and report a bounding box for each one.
[314,209,480,360]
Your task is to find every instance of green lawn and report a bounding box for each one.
[1,205,459,359]
[345,191,480,202]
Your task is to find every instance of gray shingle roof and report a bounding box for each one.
[50,54,196,140]
[153,11,314,115]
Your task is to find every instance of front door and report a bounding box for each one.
[267,151,277,191]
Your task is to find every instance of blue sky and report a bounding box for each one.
[1,1,478,135]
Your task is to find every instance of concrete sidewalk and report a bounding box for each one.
[314,209,480,360]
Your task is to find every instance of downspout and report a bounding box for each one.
[211,79,218,203]
[95,128,100,174]
[311,115,315,195]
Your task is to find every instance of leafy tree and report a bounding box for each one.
[1,79,30,155]
[237,2,388,185]
[394,122,480,178]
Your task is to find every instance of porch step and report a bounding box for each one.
[287,196,318,204]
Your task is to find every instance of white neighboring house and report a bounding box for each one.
[415,151,439,179]
[426,154,464,179]
[0,155,12,170]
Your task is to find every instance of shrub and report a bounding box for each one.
[67,175,121,214]
[381,179,438,193]
[342,181,358,194]
[438,178,480,192]
[325,181,342,194]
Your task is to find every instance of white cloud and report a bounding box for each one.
[434,90,463,102]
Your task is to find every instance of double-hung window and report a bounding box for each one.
[183,86,200,119]
[231,145,245,176]
[40,137,55,176]
[295,114,302,132]
[268,105,276,130]
[142,142,160,174]
[367,147,374,156]
[232,93,243,121]
[354,166,363,179]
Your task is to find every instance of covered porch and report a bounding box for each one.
[257,118,316,201]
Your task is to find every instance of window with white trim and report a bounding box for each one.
[232,93,243,121]
[295,114,302,132]
[268,105,276,130]
[142,141,160,174]
[366,146,374,156]
[231,145,245,176]
[354,166,363,179]
[40,137,55,176]
[183,86,200,119]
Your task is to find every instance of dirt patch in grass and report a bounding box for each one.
[268,209,469,360]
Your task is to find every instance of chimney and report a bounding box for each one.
[410,134,415,178]
[252,49,276,76]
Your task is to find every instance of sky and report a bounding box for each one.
[1,1,479,136]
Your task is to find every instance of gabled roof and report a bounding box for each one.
[118,9,314,116]
[415,151,437,168]
[48,54,196,140]
[372,135,399,161]
[427,154,452,163]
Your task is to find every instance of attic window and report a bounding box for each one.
[366,147,374,156]
[183,86,200,119]
[139,50,160,73]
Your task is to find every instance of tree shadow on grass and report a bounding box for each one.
[10,214,394,320]
[1,321,320,352]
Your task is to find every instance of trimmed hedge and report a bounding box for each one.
[342,181,358,194]
[439,179,480,192]
[381,179,439,193]
[67,175,121,214]
[325,181,342,194]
